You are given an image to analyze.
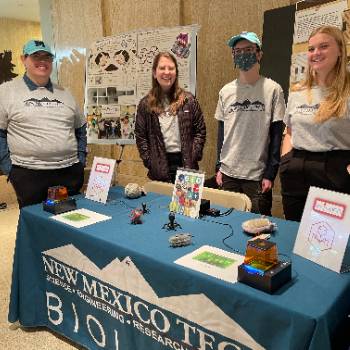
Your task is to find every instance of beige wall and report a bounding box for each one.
[0,18,42,77]
[46,0,292,187]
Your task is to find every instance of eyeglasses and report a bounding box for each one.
[28,53,54,62]
[232,46,257,55]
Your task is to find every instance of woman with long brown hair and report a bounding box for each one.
[280,25,350,221]
[135,52,206,182]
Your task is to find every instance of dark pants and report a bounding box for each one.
[280,149,350,221]
[222,173,272,215]
[166,152,183,183]
[9,163,84,208]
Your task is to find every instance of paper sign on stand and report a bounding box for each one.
[169,168,205,219]
[86,157,116,204]
[293,187,350,273]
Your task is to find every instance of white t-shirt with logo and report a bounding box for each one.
[158,102,181,153]
[215,76,285,181]
[0,77,85,169]
[284,86,350,152]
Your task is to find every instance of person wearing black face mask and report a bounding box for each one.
[214,31,285,216]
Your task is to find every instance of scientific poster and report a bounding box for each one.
[137,25,198,100]
[85,25,199,144]
[86,34,137,144]
[293,0,347,44]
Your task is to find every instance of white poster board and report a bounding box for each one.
[175,245,244,283]
[85,157,116,204]
[293,187,350,273]
[51,208,111,228]
[85,24,199,144]
[169,168,205,219]
[294,0,347,44]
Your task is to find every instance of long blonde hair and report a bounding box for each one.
[297,25,350,122]
[147,52,185,114]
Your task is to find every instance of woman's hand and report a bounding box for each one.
[281,127,292,157]
[216,170,223,187]
[261,178,272,193]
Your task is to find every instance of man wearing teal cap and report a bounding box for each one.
[0,39,87,208]
[214,31,285,215]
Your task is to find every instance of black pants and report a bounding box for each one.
[9,163,84,209]
[166,152,183,183]
[280,149,350,221]
[222,173,272,215]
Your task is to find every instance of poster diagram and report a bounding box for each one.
[293,0,347,44]
[169,168,205,219]
[85,25,199,144]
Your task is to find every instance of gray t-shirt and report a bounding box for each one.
[215,76,285,181]
[284,86,350,151]
[0,77,85,169]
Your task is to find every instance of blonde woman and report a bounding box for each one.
[280,25,350,221]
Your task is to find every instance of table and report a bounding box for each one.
[8,187,350,350]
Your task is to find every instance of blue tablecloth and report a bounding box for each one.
[8,187,350,350]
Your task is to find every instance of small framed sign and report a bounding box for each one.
[86,157,116,203]
[293,187,350,273]
[169,168,205,219]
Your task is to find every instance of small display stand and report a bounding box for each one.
[43,186,77,215]
[238,238,291,294]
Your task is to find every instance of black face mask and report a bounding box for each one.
[233,52,258,71]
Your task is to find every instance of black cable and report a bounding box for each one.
[107,199,136,209]
[219,208,234,216]
[199,217,242,254]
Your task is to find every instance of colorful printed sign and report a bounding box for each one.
[169,168,205,218]
[293,187,350,273]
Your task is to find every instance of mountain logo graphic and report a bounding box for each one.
[296,103,320,114]
[229,99,265,112]
[42,244,265,350]
[24,97,64,107]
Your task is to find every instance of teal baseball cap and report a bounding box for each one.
[227,31,261,49]
[23,39,53,56]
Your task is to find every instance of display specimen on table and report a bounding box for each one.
[43,186,77,214]
[169,168,205,219]
[238,238,292,294]
[241,217,277,236]
[85,25,199,144]
[85,157,116,204]
[293,186,350,273]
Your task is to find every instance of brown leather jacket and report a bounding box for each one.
[135,92,206,182]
